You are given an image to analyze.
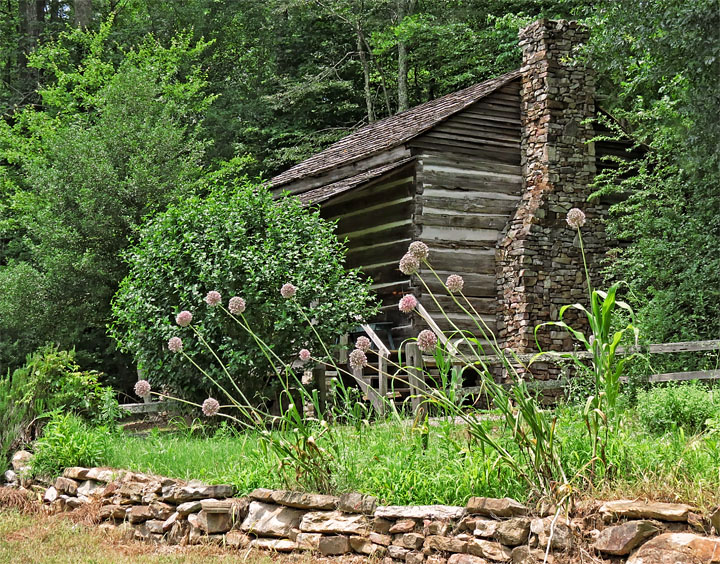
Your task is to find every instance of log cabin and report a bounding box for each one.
[270,19,636,366]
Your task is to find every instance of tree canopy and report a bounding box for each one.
[0,0,717,385]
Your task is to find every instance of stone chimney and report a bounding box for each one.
[497,20,606,362]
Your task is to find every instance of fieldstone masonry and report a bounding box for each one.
[4,459,719,563]
[497,19,608,376]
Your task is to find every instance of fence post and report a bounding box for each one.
[312,364,327,417]
[378,352,388,418]
[406,342,425,415]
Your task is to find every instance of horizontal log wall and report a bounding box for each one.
[407,83,523,338]
[321,167,416,332]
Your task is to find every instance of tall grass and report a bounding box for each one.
[101,410,719,510]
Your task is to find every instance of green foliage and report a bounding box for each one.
[0,345,118,465]
[0,20,213,379]
[110,179,378,404]
[585,0,720,344]
[636,383,719,435]
[30,413,111,478]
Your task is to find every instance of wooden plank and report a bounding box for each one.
[359,262,404,285]
[406,342,426,414]
[344,222,413,247]
[121,401,171,415]
[410,140,520,164]
[360,323,390,356]
[322,176,413,217]
[647,340,720,354]
[448,113,521,131]
[420,225,501,244]
[420,247,496,273]
[419,212,509,231]
[649,370,720,383]
[276,146,412,195]
[420,194,519,215]
[312,365,327,416]
[422,130,520,150]
[422,295,497,316]
[432,122,520,144]
[335,200,412,236]
[346,239,411,269]
[420,165,522,185]
[419,154,522,175]
[414,131,520,153]
[422,270,497,296]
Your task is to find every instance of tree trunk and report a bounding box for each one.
[356,23,375,123]
[74,0,92,29]
[396,0,410,112]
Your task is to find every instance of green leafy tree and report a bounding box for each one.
[586,0,720,343]
[0,20,213,379]
[110,175,378,404]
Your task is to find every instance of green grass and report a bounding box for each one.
[99,405,720,510]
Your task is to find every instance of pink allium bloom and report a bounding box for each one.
[417,329,438,353]
[280,283,297,299]
[205,290,222,306]
[446,274,465,293]
[228,296,246,315]
[566,208,586,228]
[355,336,371,352]
[398,294,418,314]
[299,349,312,363]
[167,337,183,353]
[134,379,151,398]
[399,253,420,275]
[408,241,429,260]
[349,348,368,369]
[176,310,192,327]
[202,397,220,417]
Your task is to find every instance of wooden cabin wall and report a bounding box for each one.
[408,81,523,337]
[320,166,416,334]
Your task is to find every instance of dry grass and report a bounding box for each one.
[0,506,369,564]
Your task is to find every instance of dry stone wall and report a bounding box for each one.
[5,458,718,563]
[497,19,609,380]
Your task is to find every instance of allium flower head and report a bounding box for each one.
[408,241,429,260]
[417,330,438,353]
[446,274,465,293]
[299,348,312,363]
[202,397,220,417]
[167,337,183,353]
[228,296,246,315]
[204,291,221,306]
[134,379,151,398]
[349,348,368,369]
[355,336,371,352]
[398,294,418,314]
[176,310,192,327]
[566,208,586,228]
[281,283,297,299]
[399,253,420,275]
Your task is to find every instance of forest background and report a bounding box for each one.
[0,0,718,393]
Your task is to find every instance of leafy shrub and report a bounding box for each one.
[0,345,120,464]
[110,180,378,404]
[31,413,110,478]
[636,382,718,434]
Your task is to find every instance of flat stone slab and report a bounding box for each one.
[626,532,720,563]
[162,481,233,503]
[465,497,527,518]
[249,538,297,552]
[375,505,465,521]
[593,520,659,555]
[338,492,378,515]
[270,490,339,511]
[240,501,304,538]
[299,510,369,535]
[600,500,693,522]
